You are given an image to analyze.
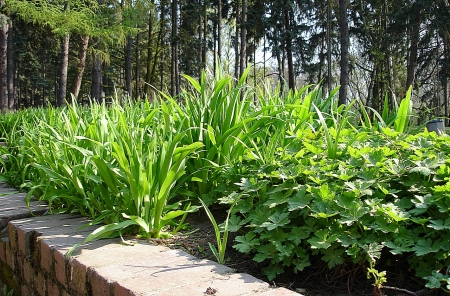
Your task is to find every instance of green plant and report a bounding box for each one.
[168,68,282,204]
[2,285,14,296]
[359,86,414,133]
[225,127,450,290]
[394,86,413,133]
[313,100,365,159]
[426,269,450,293]
[198,197,239,264]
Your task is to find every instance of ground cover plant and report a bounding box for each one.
[0,72,449,295]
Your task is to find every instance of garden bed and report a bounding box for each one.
[0,77,449,295]
[156,209,437,296]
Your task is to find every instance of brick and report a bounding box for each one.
[7,222,17,251]
[34,272,47,296]
[5,240,14,269]
[23,258,35,285]
[88,269,112,296]
[17,226,34,258]
[16,255,24,279]
[54,250,67,287]
[144,273,269,296]
[113,282,136,296]
[39,239,53,275]
[69,259,88,294]
[47,280,60,296]
[0,240,5,262]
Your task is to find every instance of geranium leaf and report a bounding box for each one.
[412,238,442,256]
[261,212,291,230]
[428,217,450,230]
[321,247,345,269]
[288,186,311,211]
[409,166,432,176]
[234,232,260,253]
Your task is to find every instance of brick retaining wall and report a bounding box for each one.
[0,184,301,296]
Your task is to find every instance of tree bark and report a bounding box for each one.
[125,34,133,98]
[7,17,15,111]
[57,33,70,106]
[171,0,180,97]
[72,35,89,101]
[406,6,420,90]
[135,32,140,99]
[202,0,207,72]
[234,1,239,79]
[145,8,154,97]
[91,55,102,103]
[283,5,294,90]
[199,11,203,76]
[159,0,166,92]
[239,0,247,79]
[327,0,332,95]
[217,0,221,62]
[338,0,349,105]
[0,16,7,114]
[445,33,449,126]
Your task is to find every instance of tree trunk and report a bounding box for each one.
[145,9,154,96]
[445,33,449,126]
[102,64,112,99]
[91,55,102,103]
[213,16,217,74]
[0,17,7,114]
[199,12,203,76]
[171,0,180,97]
[217,0,221,62]
[239,0,247,79]
[202,1,207,72]
[135,32,140,99]
[338,0,349,105]
[7,17,15,111]
[72,35,89,101]
[57,33,70,106]
[159,0,166,92]
[234,1,239,79]
[125,34,133,98]
[445,78,448,126]
[406,7,420,90]
[327,0,332,95]
[283,5,294,90]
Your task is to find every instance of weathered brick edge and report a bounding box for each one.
[0,185,301,296]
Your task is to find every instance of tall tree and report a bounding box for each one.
[405,1,421,89]
[171,0,180,96]
[145,2,156,97]
[0,8,7,114]
[217,0,222,62]
[57,32,69,106]
[6,0,101,106]
[91,52,102,102]
[338,0,349,105]
[327,0,332,95]
[239,0,247,79]
[6,16,14,110]
[283,1,294,89]
[71,35,89,101]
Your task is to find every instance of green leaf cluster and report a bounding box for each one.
[225,127,450,289]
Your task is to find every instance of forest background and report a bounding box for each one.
[0,0,449,121]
